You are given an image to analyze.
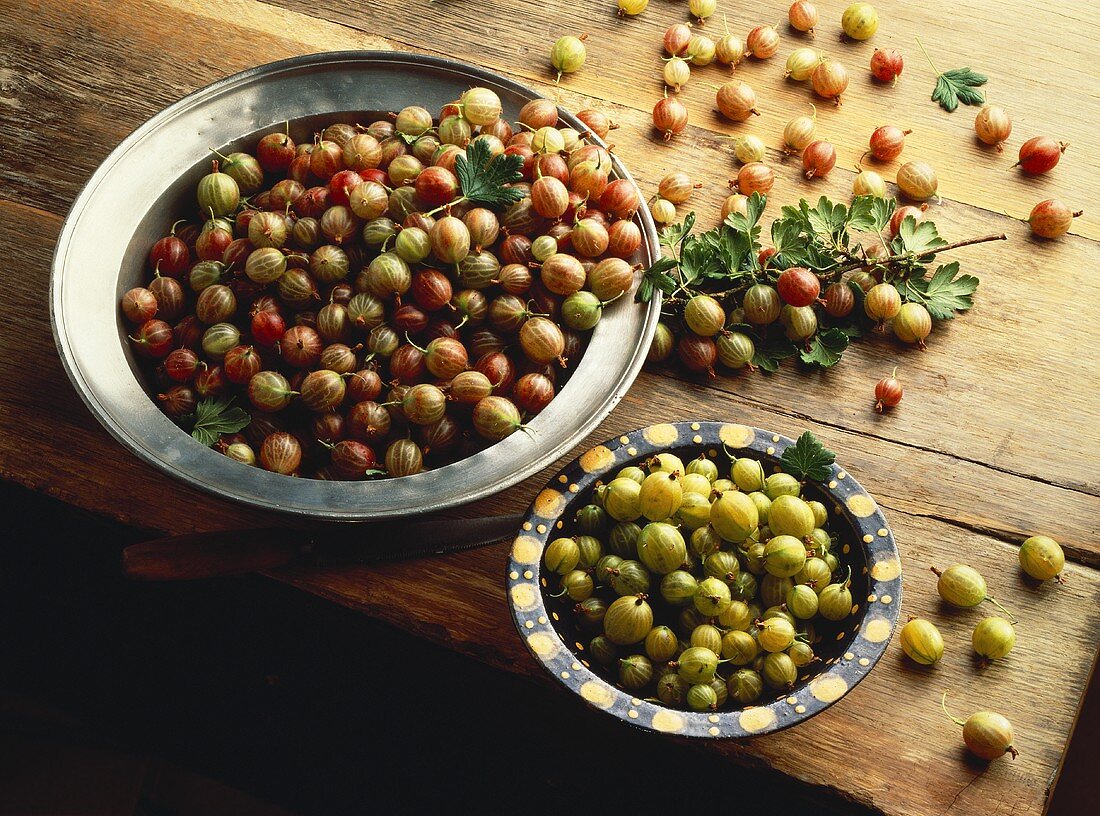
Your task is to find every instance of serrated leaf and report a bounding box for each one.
[770,218,807,265]
[898,261,979,320]
[893,216,948,257]
[931,67,987,112]
[799,327,850,368]
[803,196,848,238]
[751,334,798,373]
[635,256,678,303]
[189,398,251,447]
[780,431,836,482]
[847,195,895,233]
[454,140,525,208]
[680,240,721,286]
[660,212,696,252]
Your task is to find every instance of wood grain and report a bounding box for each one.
[2,1,1099,814]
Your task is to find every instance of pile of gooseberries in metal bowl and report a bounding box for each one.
[53,53,660,519]
[508,422,902,738]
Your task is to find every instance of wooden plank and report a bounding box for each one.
[1,0,1097,500]
[265,0,1100,241]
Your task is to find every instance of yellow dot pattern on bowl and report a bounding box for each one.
[652,710,684,733]
[628,709,638,719]
[509,571,519,580]
[843,652,854,661]
[708,714,720,723]
[580,445,615,473]
[620,435,630,444]
[537,615,547,625]
[691,422,701,431]
[829,480,838,489]
[527,632,559,658]
[739,707,776,733]
[870,558,901,581]
[810,675,848,703]
[880,595,892,604]
[522,521,532,531]
[523,570,533,579]
[846,494,877,518]
[535,489,564,517]
[709,726,720,736]
[863,534,874,544]
[579,681,615,709]
[877,528,889,537]
[719,423,755,448]
[627,447,637,456]
[786,696,798,705]
[795,704,806,714]
[862,617,892,643]
[859,657,870,667]
[643,424,679,445]
[766,446,775,455]
[524,620,534,629]
[510,584,538,611]
[512,536,542,565]
[558,474,567,484]
[693,435,703,444]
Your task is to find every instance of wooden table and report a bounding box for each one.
[2,1,1097,814]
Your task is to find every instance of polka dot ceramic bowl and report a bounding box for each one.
[506,421,902,738]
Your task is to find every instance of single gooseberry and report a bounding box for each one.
[1028,199,1082,239]
[746,24,781,59]
[776,266,820,306]
[892,302,932,347]
[715,82,760,121]
[811,59,849,105]
[1019,535,1065,582]
[658,171,701,204]
[870,48,903,83]
[853,169,887,197]
[864,282,901,321]
[931,564,1014,618]
[650,197,677,225]
[974,106,1012,151]
[941,692,1019,760]
[785,47,822,81]
[896,160,938,201]
[550,35,587,81]
[575,108,617,139]
[841,3,878,40]
[789,1,818,35]
[664,22,692,56]
[889,203,926,237]
[603,594,654,646]
[1014,136,1067,175]
[385,438,424,477]
[688,0,716,24]
[260,432,302,475]
[734,162,774,195]
[802,140,836,179]
[663,56,691,92]
[687,35,717,67]
[874,368,903,412]
[972,616,1015,663]
[868,124,911,161]
[677,333,717,377]
[900,617,945,665]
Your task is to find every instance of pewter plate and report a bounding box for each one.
[50,52,661,519]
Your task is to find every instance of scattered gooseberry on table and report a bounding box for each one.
[785,48,821,81]
[868,125,911,162]
[746,24,781,59]
[802,140,837,179]
[653,94,689,140]
[973,106,1012,151]
[811,60,849,104]
[942,692,1019,761]
[1018,535,1065,583]
[896,160,938,202]
[788,1,818,36]
[874,368,903,412]
[841,3,878,40]
[1028,199,1081,239]
[1013,136,1067,175]
[869,48,903,83]
[550,34,588,82]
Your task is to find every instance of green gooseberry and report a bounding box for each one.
[823,551,840,573]
[680,472,713,497]
[932,564,1014,618]
[972,616,1015,662]
[555,569,594,601]
[941,692,1019,761]
[808,527,832,555]
[717,599,753,631]
[720,629,759,665]
[787,641,816,667]
[575,535,604,569]
[687,683,719,711]
[575,503,608,536]
[561,290,605,331]
[751,653,766,673]
[544,537,580,574]
[1018,535,1065,582]
[617,465,647,484]
[709,676,729,708]
[808,500,828,527]
[757,617,797,652]
[760,574,794,608]
[704,550,741,585]
[660,569,699,606]
[603,594,654,645]
[609,560,651,596]
[743,541,767,575]
[639,471,684,522]
[762,651,798,690]
[900,617,944,665]
[763,535,807,578]
[645,625,680,663]
[730,571,758,603]
[761,605,796,626]
[677,492,713,530]
[690,525,722,559]
[693,576,733,616]
[796,557,832,592]
[818,567,854,621]
[618,654,654,690]
[686,455,719,483]
[767,495,816,539]
[587,634,618,666]
[648,452,686,475]
[713,478,734,493]
[595,554,624,586]
[574,596,608,627]
[731,457,766,492]
[727,668,764,704]
[657,671,690,706]
[602,477,642,521]
[609,521,642,558]
[691,624,724,653]
[678,607,709,637]
[637,522,688,574]
[747,491,772,523]
[676,646,720,684]
[710,490,759,543]
[764,472,801,500]
[787,584,820,619]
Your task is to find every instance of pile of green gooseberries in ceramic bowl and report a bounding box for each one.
[508,421,902,738]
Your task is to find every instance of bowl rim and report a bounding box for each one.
[49,50,662,520]
[506,420,903,739]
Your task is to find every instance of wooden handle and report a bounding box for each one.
[122,529,303,580]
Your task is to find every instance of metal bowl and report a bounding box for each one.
[50,52,661,520]
[507,421,903,738]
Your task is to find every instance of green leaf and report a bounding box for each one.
[893,216,948,256]
[660,212,696,253]
[799,328,850,368]
[751,334,798,373]
[898,261,979,320]
[188,398,251,447]
[847,195,895,233]
[635,256,679,303]
[780,431,836,482]
[769,218,807,266]
[454,139,525,208]
[931,67,987,112]
[802,196,849,239]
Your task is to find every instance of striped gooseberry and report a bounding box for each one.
[974,106,1012,151]
[1029,199,1081,239]
[788,0,818,35]
[746,24,780,59]
[874,368,903,411]
[471,395,525,442]
[896,161,938,201]
[777,266,820,307]
[802,140,836,178]
[653,96,689,140]
[677,333,717,377]
[870,48,903,83]
[1014,136,1067,175]
[716,82,759,121]
[733,162,774,195]
[892,302,932,347]
[811,59,849,104]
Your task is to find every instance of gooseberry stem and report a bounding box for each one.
[984,594,1016,623]
[915,37,941,78]
[940,691,966,727]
